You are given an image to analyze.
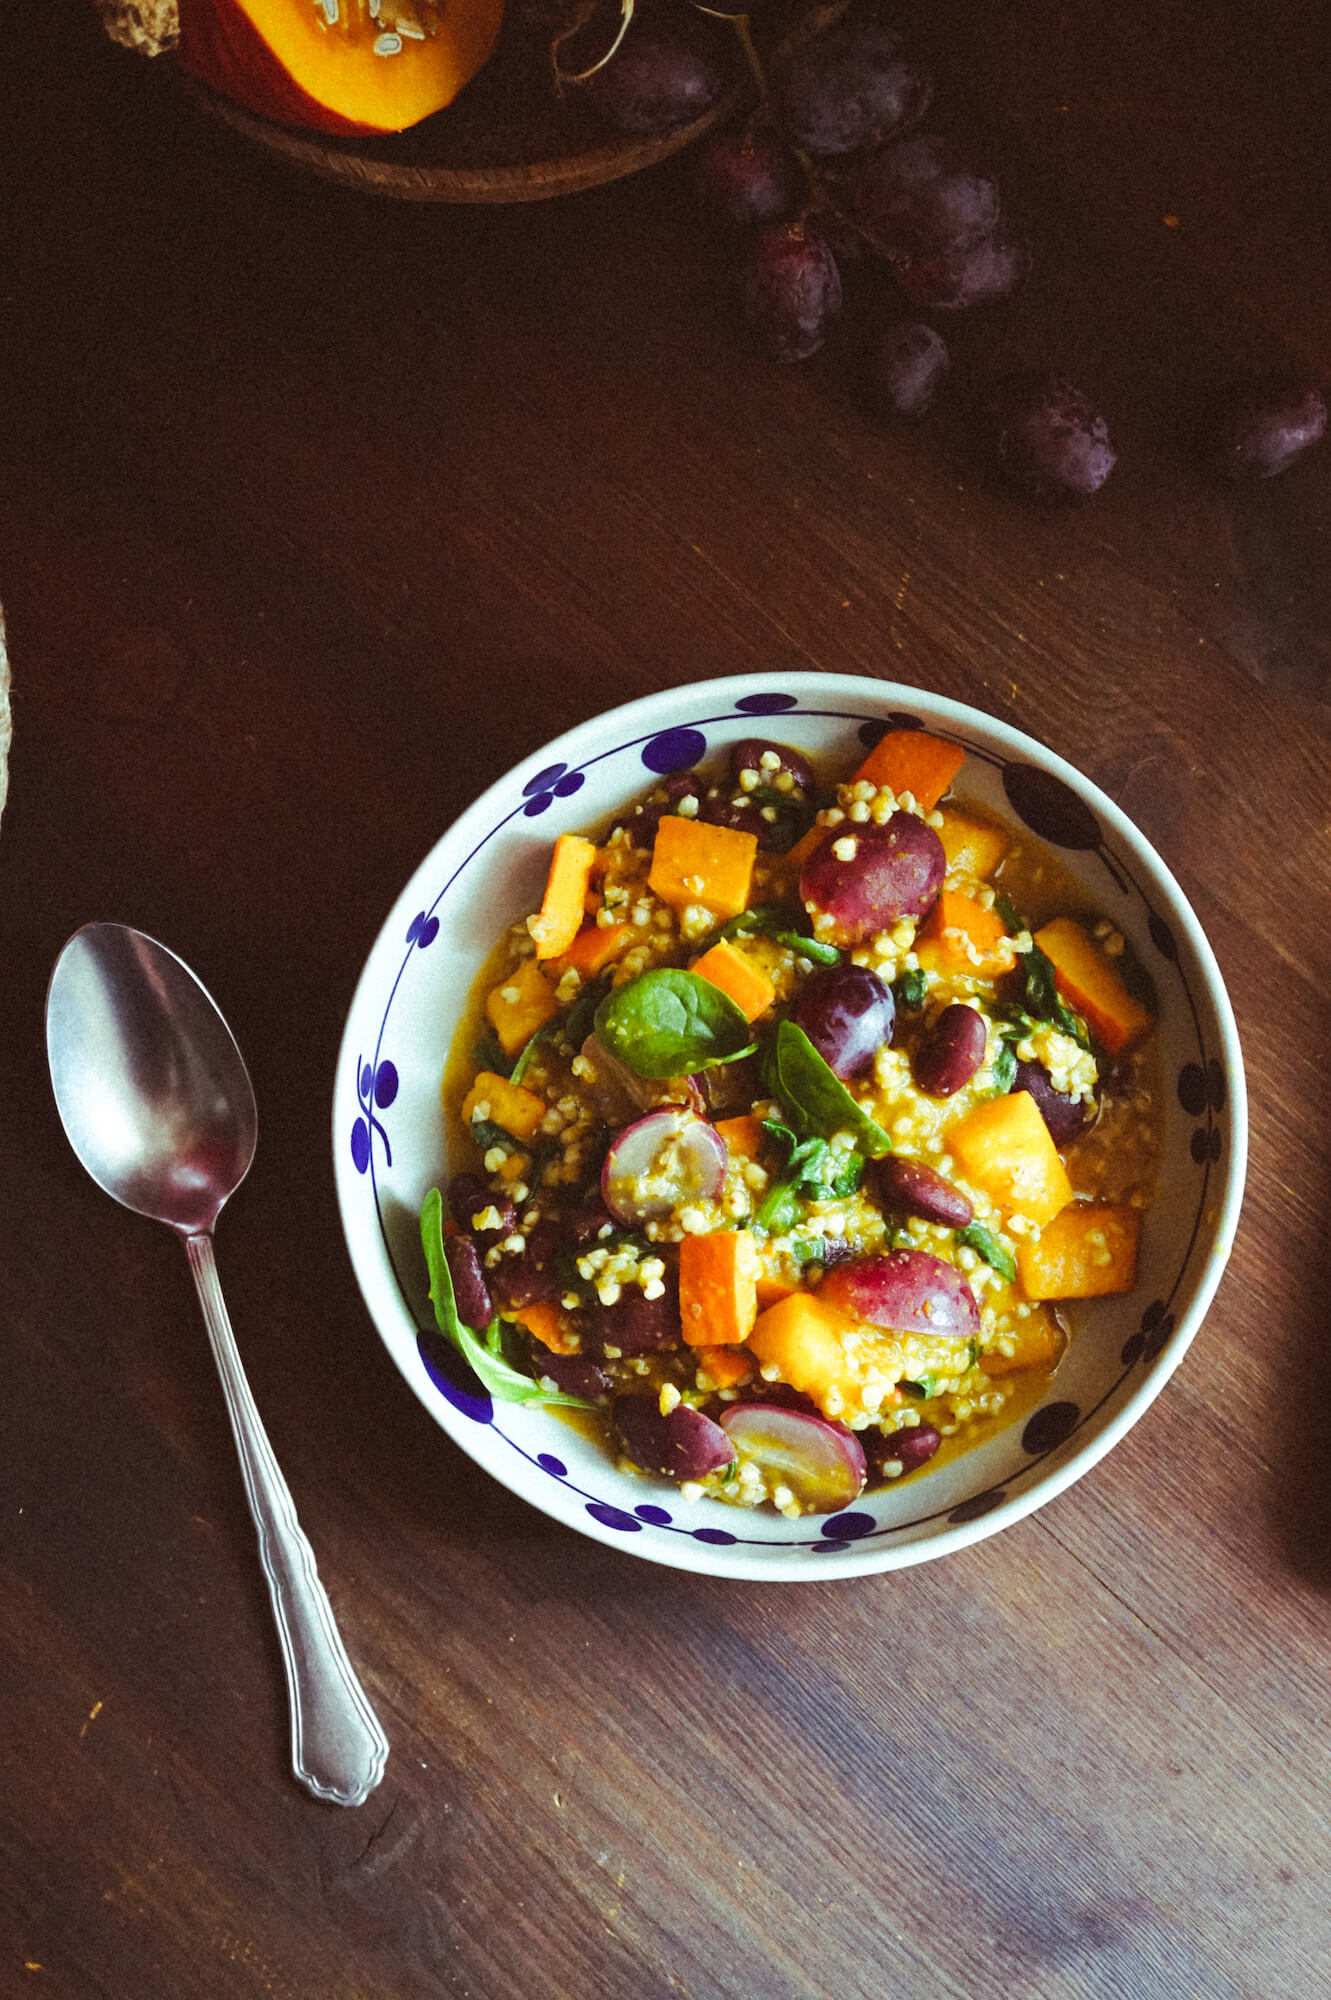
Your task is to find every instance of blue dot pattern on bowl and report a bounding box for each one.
[642,727,708,774]
[350,695,1227,1554]
[1002,762,1103,850]
[1022,1401,1080,1455]
[735,691,799,714]
[587,1502,642,1534]
[821,1511,876,1540]
[351,1058,397,1173]
[417,1330,493,1425]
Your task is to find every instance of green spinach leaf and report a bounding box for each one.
[755,1180,802,1237]
[471,1026,512,1078]
[509,1021,558,1086]
[989,1040,1018,1095]
[763,1020,892,1158]
[420,1189,592,1408]
[957,1221,1018,1284]
[891,967,929,1013]
[469,1117,523,1155]
[717,904,841,966]
[1020,944,1096,1055]
[594,968,755,1080]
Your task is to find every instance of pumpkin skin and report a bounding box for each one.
[176,0,505,136]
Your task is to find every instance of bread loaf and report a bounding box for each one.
[93,0,179,56]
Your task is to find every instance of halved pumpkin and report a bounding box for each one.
[176,0,504,135]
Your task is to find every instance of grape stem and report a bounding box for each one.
[724,11,896,266]
[728,13,769,104]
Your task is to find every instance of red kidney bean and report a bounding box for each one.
[530,1352,611,1401]
[913,1003,986,1096]
[489,1218,563,1309]
[726,738,818,793]
[448,1172,516,1249]
[612,1396,736,1481]
[871,1153,974,1228]
[1011,1058,1088,1146]
[444,1233,494,1332]
[584,1275,683,1357]
[867,1421,942,1479]
[610,771,702,844]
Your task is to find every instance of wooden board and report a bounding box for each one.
[162,1,831,202]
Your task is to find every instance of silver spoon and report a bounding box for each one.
[46,922,389,1808]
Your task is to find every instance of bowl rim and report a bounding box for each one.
[334,672,1248,1579]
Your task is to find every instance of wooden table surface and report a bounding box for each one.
[3,4,1329,1996]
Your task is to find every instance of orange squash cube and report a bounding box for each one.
[689,938,776,1023]
[714,1114,766,1161]
[915,889,1017,980]
[648,816,757,922]
[849,729,965,809]
[484,956,560,1057]
[679,1230,762,1347]
[948,1091,1074,1227]
[1033,919,1153,1056]
[557,921,632,980]
[937,807,1010,882]
[461,1070,547,1144]
[1016,1203,1141,1301]
[527,833,597,961]
[746,1291,901,1415]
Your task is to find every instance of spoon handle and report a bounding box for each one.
[184,1232,390,1807]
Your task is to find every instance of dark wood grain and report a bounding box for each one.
[2,2,1329,1996]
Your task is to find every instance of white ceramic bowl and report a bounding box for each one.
[334,675,1246,1579]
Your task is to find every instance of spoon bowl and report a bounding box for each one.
[47,923,256,1234]
[47,923,388,1807]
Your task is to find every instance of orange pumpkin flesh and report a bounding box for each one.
[177,0,505,135]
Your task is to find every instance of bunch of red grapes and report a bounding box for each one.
[580,2,1326,499]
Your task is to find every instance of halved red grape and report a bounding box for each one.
[871,1154,973,1228]
[819,1248,979,1339]
[800,813,945,943]
[601,1109,727,1226]
[613,1395,736,1480]
[788,964,895,1078]
[720,1403,866,1512]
